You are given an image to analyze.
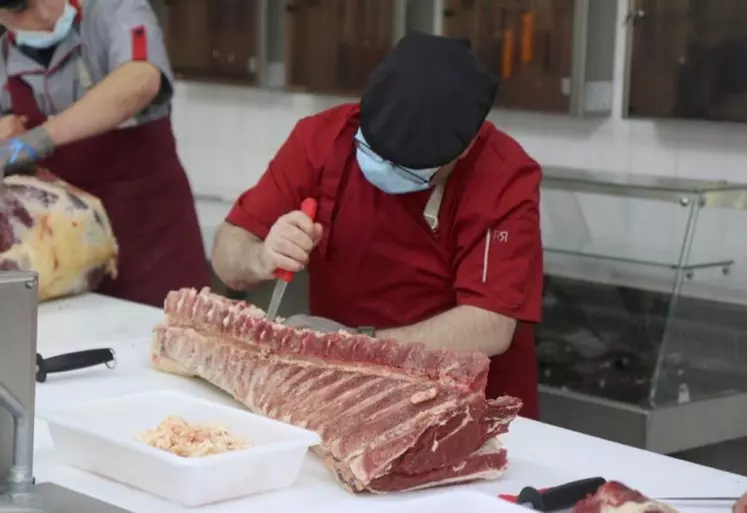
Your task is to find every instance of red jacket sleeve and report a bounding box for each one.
[453,135,543,323]
[225,121,318,239]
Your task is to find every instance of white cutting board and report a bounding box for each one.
[310,490,526,513]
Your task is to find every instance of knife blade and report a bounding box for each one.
[265,197,318,321]
[515,477,606,512]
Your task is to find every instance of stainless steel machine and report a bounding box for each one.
[0,271,129,512]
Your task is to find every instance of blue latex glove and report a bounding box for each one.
[283,314,354,334]
[0,126,54,177]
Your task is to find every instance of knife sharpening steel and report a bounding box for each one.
[0,271,130,512]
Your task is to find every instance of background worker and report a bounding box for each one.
[0,0,209,306]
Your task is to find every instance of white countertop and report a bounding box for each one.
[31,294,747,512]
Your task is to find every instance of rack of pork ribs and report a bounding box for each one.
[151,287,522,493]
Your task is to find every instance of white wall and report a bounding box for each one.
[178,0,747,305]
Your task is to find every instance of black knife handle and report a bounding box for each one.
[36,349,116,383]
[518,477,606,512]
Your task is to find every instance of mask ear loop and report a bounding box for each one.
[423,181,446,232]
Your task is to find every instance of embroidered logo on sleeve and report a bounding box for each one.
[482,228,510,283]
[492,230,509,243]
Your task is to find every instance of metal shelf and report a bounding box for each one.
[543,167,747,208]
[543,237,735,271]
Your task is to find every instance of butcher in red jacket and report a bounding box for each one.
[212,32,544,419]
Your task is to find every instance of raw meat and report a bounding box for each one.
[150,287,522,493]
[573,481,677,512]
[0,170,117,301]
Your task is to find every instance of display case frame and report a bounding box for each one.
[539,167,747,454]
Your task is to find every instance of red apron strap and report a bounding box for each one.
[5,77,47,128]
[315,120,358,258]
[3,39,48,127]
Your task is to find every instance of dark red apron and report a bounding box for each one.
[4,42,210,307]
[307,115,540,419]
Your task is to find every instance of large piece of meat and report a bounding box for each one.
[0,171,117,301]
[150,287,522,493]
[573,482,677,512]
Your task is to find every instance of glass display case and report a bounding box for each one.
[538,167,747,453]
[625,0,747,122]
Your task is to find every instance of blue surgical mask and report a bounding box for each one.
[354,129,439,195]
[15,2,77,49]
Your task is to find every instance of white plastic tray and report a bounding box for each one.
[39,390,321,507]
[310,490,527,513]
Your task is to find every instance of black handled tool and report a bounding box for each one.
[36,349,116,383]
[518,477,606,511]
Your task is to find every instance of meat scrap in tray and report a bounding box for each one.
[150,287,522,493]
[573,481,677,512]
[136,416,250,458]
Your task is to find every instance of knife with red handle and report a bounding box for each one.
[265,197,318,320]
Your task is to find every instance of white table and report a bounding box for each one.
[31,294,747,512]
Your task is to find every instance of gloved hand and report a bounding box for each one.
[0,126,54,177]
[283,314,354,334]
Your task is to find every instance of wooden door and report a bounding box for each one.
[627,0,747,122]
[285,0,340,92]
[211,0,259,82]
[336,0,395,92]
[443,0,574,113]
[285,0,396,95]
[627,0,693,118]
[166,0,212,77]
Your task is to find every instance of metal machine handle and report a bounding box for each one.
[0,271,38,496]
[0,382,33,494]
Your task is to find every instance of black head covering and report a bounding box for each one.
[0,0,26,10]
[360,31,499,170]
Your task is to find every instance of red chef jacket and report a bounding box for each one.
[226,104,543,419]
